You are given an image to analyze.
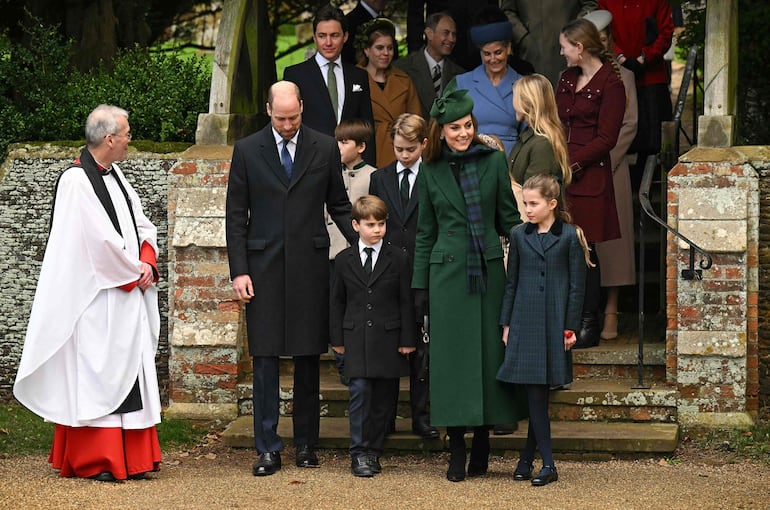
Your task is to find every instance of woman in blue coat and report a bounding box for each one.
[447,15,523,156]
[497,174,590,486]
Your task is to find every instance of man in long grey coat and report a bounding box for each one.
[226,81,356,476]
[501,0,596,86]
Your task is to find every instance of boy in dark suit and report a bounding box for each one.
[368,113,439,439]
[330,195,416,477]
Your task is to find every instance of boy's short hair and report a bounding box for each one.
[335,119,373,145]
[389,113,428,143]
[352,195,388,222]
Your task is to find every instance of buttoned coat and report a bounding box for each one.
[449,66,523,155]
[594,66,638,286]
[284,57,376,164]
[330,244,416,378]
[497,220,587,386]
[501,0,597,86]
[412,146,522,426]
[556,62,625,243]
[393,49,465,120]
[369,162,420,266]
[363,67,422,168]
[226,124,356,356]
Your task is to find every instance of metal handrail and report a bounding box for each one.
[636,154,712,388]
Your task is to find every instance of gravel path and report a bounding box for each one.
[1,442,768,510]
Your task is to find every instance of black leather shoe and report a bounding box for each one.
[128,472,147,480]
[367,454,382,474]
[351,456,374,477]
[531,465,558,486]
[295,445,319,468]
[446,450,466,482]
[492,423,517,435]
[90,471,117,482]
[252,451,281,476]
[513,460,533,481]
[574,312,600,348]
[412,425,440,439]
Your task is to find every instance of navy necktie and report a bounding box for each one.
[280,139,293,179]
[363,247,374,275]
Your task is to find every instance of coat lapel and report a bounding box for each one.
[347,247,369,285]
[289,128,310,188]
[508,128,533,181]
[368,244,392,285]
[523,220,563,257]
[257,126,290,187]
[432,161,466,216]
[381,163,406,220]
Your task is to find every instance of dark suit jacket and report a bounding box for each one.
[284,57,376,165]
[369,162,420,266]
[330,243,416,378]
[393,49,465,120]
[342,2,377,65]
[226,124,357,356]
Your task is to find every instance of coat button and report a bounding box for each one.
[541,271,545,276]
[367,320,373,327]
[367,288,373,294]
[539,286,544,291]
[447,255,455,262]
[366,303,373,310]
[447,230,454,236]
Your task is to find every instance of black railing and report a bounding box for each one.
[636,154,712,388]
[661,45,702,170]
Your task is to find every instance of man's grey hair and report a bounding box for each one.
[85,104,129,147]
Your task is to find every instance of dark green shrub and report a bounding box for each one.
[0,22,210,160]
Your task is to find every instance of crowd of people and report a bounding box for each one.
[13,0,677,489]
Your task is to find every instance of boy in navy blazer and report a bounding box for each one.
[330,195,416,477]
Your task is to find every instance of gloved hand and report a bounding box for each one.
[414,289,429,322]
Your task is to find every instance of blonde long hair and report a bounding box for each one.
[513,74,572,186]
[523,174,594,267]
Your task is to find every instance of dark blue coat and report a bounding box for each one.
[497,220,586,386]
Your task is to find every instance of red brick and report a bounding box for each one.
[173,161,198,175]
[218,301,241,312]
[176,275,215,288]
[194,363,239,375]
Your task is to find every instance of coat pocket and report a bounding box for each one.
[429,251,444,264]
[247,239,267,250]
[342,320,356,330]
[384,319,401,331]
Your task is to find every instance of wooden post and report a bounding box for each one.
[698,0,738,147]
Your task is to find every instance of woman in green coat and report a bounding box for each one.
[412,89,523,482]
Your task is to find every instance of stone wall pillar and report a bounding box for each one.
[164,145,241,422]
[667,147,761,428]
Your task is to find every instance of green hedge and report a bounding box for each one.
[0,23,210,160]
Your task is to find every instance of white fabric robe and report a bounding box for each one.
[14,163,161,429]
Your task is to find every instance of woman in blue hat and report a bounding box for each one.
[412,88,524,482]
[446,7,526,156]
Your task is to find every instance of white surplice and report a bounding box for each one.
[14,163,161,429]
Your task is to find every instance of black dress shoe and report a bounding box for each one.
[128,472,147,480]
[252,451,281,476]
[90,471,117,482]
[351,456,374,477]
[531,465,558,486]
[412,425,440,439]
[367,454,382,474]
[492,423,517,435]
[295,445,319,468]
[513,460,533,481]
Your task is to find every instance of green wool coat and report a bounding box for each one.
[412,146,524,426]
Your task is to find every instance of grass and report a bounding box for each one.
[687,420,770,463]
[0,403,217,456]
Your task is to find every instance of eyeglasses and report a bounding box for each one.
[110,131,132,140]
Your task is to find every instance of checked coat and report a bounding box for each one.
[497,220,587,387]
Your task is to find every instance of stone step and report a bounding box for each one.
[572,339,666,381]
[236,374,678,423]
[221,415,679,455]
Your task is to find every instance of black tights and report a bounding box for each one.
[521,384,553,467]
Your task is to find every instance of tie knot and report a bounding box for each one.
[402,167,410,175]
[364,247,373,255]
[328,61,336,69]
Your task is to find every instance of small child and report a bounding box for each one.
[330,195,416,477]
[329,119,377,385]
[368,114,438,439]
[496,173,593,486]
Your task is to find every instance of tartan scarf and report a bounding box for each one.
[444,143,495,293]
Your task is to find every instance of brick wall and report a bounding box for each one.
[667,147,763,425]
[0,145,172,402]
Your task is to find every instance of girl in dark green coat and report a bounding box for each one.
[412,89,523,482]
